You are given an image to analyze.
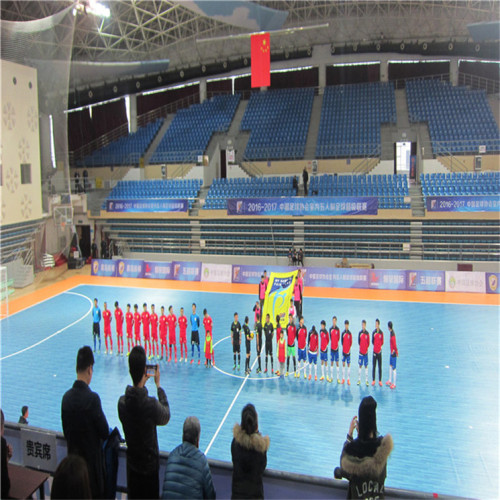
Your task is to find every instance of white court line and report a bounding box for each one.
[212,335,306,381]
[204,352,260,456]
[0,292,93,361]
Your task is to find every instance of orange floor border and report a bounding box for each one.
[5,275,498,316]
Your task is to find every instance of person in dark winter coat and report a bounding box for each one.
[61,346,109,500]
[231,403,270,499]
[335,396,393,499]
[162,416,215,499]
[118,346,170,499]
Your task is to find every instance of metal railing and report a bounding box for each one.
[458,73,500,95]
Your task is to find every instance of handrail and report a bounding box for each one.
[458,73,500,95]
[71,93,201,160]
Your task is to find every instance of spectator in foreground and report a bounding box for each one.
[335,396,393,499]
[51,454,92,499]
[231,403,270,499]
[61,346,109,499]
[118,346,170,499]
[162,416,215,499]
[18,405,28,425]
[1,409,12,499]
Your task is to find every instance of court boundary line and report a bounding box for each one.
[50,282,500,308]
[204,355,259,456]
[0,292,93,361]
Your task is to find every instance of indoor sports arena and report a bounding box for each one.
[0,2,499,499]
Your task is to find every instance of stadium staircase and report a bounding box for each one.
[409,185,425,217]
[304,94,324,157]
[143,115,175,166]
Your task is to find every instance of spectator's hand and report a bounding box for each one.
[7,443,13,461]
[348,416,358,437]
[154,364,161,388]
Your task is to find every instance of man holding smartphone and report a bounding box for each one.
[118,346,171,499]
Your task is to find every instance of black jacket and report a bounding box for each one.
[1,437,10,499]
[18,416,28,425]
[339,434,393,499]
[118,384,170,475]
[61,380,109,499]
[161,441,216,499]
[231,423,270,499]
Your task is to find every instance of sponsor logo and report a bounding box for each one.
[488,274,498,292]
[118,261,125,276]
[92,260,99,274]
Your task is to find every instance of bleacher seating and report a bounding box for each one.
[104,179,202,210]
[316,82,396,158]
[0,220,42,265]
[422,220,500,261]
[420,172,500,202]
[203,176,296,210]
[406,80,500,154]
[77,119,163,167]
[309,174,410,209]
[240,88,314,160]
[150,94,240,164]
[105,219,194,254]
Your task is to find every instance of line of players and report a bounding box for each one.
[230,310,399,389]
[98,300,215,365]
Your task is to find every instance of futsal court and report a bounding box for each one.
[0,275,498,499]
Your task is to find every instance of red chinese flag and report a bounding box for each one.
[251,33,270,88]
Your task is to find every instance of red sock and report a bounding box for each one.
[152,343,155,357]
[169,346,172,358]
[175,345,177,358]
[105,338,109,351]
[109,338,113,351]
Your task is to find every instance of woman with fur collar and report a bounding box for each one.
[336,396,393,499]
[231,403,270,499]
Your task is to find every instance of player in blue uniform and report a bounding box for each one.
[92,298,102,353]
[190,303,201,364]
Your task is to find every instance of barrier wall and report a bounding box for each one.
[4,422,443,500]
[91,259,496,294]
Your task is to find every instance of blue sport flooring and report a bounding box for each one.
[0,284,498,499]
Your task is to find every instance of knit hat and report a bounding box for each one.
[358,396,377,440]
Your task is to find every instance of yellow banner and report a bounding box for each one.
[262,271,298,327]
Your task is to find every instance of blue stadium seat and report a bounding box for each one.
[406,80,500,154]
[316,82,396,158]
[240,88,314,160]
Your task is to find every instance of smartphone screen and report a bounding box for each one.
[146,364,157,377]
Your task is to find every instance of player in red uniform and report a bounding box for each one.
[150,304,159,359]
[319,320,330,382]
[357,320,370,386]
[276,329,286,378]
[275,315,282,345]
[341,319,352,385]
[167,305,177,362]
[114,301,124,356]
[286,314,298,378]
[141,303,151,359]
[307,325,319,381]
[329,316,341,383]
[103,301,113,355]
[386,321,398,389]
[159,306,168,359]
[203,308,214,366]
[372,319,384,387]
[178,307,188,362]
[125,304,134,354]
[297,316,308,379]
[133,304,141,346]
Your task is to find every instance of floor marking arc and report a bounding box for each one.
[0,292,93,361]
